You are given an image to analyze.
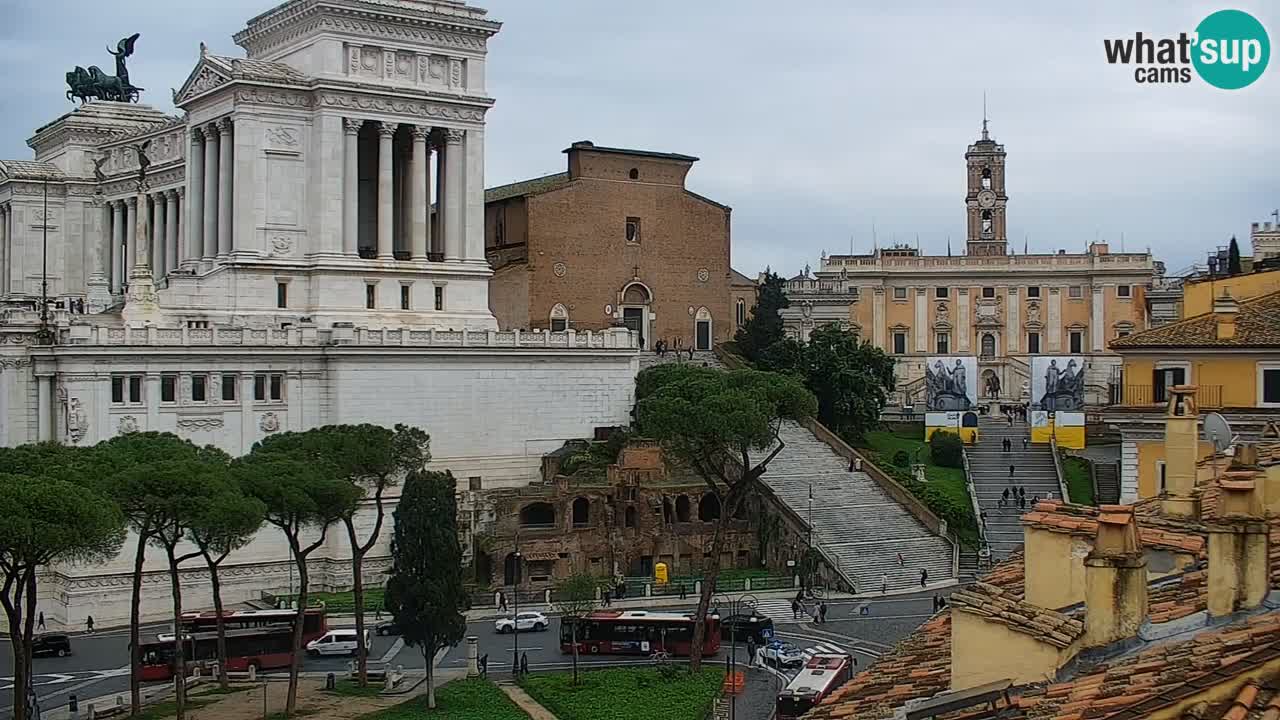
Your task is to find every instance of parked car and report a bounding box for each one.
[494,611,548,634]
[374,620,400,636]
[760,640,805,669]
[31,634,72,658]
[305,629,369,657]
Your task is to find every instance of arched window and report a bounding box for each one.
[549,303,569,332]
[624,505,638,528]
[519,502,555,528]
[698,493,721,522]
[695,307,713,351]
[675,495,691,522]
[981,332,997,357]
[736,298,747,327]
[623,284,650,305]
[628,168,639,180]
[981,167,992,190]
[571,497,590,527]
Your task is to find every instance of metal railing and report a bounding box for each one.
[961,447,988,554]
[1110,384,1223,408]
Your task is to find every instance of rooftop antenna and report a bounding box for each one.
[947,235,952,257]
[1024,234,1028,255]
[982,92,989,141]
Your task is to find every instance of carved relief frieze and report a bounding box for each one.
[267,235,295,257]
[234,89,313,108]
[264,126,300,148]
[316,93,485,123]
[118,415,139,434]
[260,412,281,433]
[177,416,224,431]
[449,58,463,90]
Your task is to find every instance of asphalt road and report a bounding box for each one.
[2,588,952,719]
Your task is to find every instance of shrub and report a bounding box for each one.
[928,432,964,469]
[892,450,911,468]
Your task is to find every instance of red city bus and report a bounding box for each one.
[139,627,295,681]
[560,610,721,657]
[776,653,856,720]
[179,608,327,643]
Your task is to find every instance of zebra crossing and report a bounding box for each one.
[798,640,847,663]
[749,598,798,622]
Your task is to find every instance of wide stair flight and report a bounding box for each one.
[967,416,1062,560]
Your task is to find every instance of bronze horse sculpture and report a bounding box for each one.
[65,34,143,103]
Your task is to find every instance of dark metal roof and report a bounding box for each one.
[562,141,698,163]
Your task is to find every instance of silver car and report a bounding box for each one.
[494,611,548,634]
[760,640,805,668]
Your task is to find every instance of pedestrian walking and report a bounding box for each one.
[498,590,509,613]
[1007,414,1013,427]
[1031,495,1040,505]
[520,652,529,676]
[791,599,800,620]
[1022,437,1029,450]
[881,572,888,595]
[811,605,820,623]
[37,612,45,632]
[86,616,94,634]
[746,638,757,666]
[602,588,611,607]
[1019,486,1026,498]
[819,602,828,623]
[920,569,928,588]
[1001,488,1009,507]
[1018,494,1026,509]
[480,654,488,678]
[897,552,905,567]
[1009,463,1016,480]
[679,583,686,600]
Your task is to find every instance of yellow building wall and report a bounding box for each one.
[951,611,1075,690]
[1134,439,1218,499]
[925,426,978,444]
[1029,421,1085,449]
[1121,356,1262,408]
[1183,269,1280,317]
[1024,530,1088,610]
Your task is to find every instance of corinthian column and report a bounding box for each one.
[202,124,219,261]
[165,190,179,274]
[216,118,233,258]
[343,118,361,256]
[150,193,164,279]
[125,197,138,272]
[186,128,204,267]
[442,129,465,262]
[376,122,395,260]
[410,126,429,260]
[111,200,124,293]
[0,204,8,296]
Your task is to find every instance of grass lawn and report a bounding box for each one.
[1062,456,1096,506]
[521,667,725,720]
[862,428,977,545]
[328,678,384,698]
[287,588,385,614]
[359,679,530,720]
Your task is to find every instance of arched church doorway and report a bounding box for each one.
[695,307,713,351]
[621,282,652,349]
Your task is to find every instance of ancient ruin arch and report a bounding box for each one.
[571,497,590,527]
[676,495,692,522]
[624,505,638,528]
[699,493,721,522]
[519,502,555,528]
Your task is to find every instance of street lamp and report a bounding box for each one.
[511,533,521,677]
[712,592,758,720]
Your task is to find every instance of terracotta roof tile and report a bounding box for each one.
[485,171,571,203]
[1111,290,1280,349]
[950,583,1084,649]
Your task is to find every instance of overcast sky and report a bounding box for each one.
[2,1,1276,275]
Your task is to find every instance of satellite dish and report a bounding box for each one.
[1203,412,1236,453]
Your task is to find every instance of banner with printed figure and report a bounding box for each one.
[924,356,978,412]
[1031,356,1087,413]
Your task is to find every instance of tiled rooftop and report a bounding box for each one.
[1023,500,1205,555]
[484,171,571,204]
[0,160,63,180]
[1111,290,1280,349]
[949,582,1084,649]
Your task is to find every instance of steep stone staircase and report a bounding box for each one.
[760,422,955,593]
[967,417,1062,560]
[1095,461,1120,505]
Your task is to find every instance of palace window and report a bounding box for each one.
[935,333,950,355]
[892,331,907,354]
[893,287,908,300]
[401,284,411,310]
[254,373,285,403]
[1259,364,1280,407]
[625,217,641,244]
[365,284,377,309]
[1117,330,1131,338]
[981,333,996,357]
[981,167,992,190]
[276,282,288,309]
[160,375,177,404]
[191,374,208,403]
[935,287,948,299]
[186,320,209,329]
[222,374,237,402]
[1157,461,1167,493]
[981,210,993,235]
[549,303,569,332]
[1116,284,1132,298]
[1027,332,1041,354]
[1069,331,1083,354]
[434,286,445,311]
[1069,285,1083,299]
[1027,286,1040,298]
[469,477,483,491]
[982,287,995,298]
[111,375,144,405]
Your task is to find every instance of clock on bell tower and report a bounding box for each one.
[965,118,1008,256]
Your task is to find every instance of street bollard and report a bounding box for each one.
[192,666,201,680]
[248,664,256,682]
[115,696,124,709]
[465,637,479,678]
[325,673,335,691]
[544,589,551,606]
[69,694,79,720]
[211,662,219,682]
[745,578,752,592]
[384,672,393,691]
[87,703,95,720]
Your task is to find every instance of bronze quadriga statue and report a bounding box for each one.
[66,33,144,103]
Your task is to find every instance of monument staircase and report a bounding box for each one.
[1095,460,1121,505]
[636,348,956,592]
[966,416,1062,560]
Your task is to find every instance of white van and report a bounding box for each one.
[305,629,369,657]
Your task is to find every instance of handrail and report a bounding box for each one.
[1048,435,1070,503]
[962,446,988,552]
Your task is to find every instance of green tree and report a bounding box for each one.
[1228,235,1244,275]
[237,440,361,716]
[928,431,964,469]
[552,573,601,685]
[0,446,125,720]
[635,365,816,672]
[734,271,788,362]
[289,424,430,686]
[187,483,264,690]
[764,324,897,441]
[384,471,468,709]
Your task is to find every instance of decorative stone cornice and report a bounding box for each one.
[234,5,499,59]
[317,91,484,124]
[235,87,313,109]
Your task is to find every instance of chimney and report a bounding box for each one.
[1083,506,1147,648]
[1206,471,1269,617]
[1214,292,1239,340]
[1161,385,1201,519]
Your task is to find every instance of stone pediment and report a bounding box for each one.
[173,58,233,106]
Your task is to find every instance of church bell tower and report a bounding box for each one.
[965,117,1008,256]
